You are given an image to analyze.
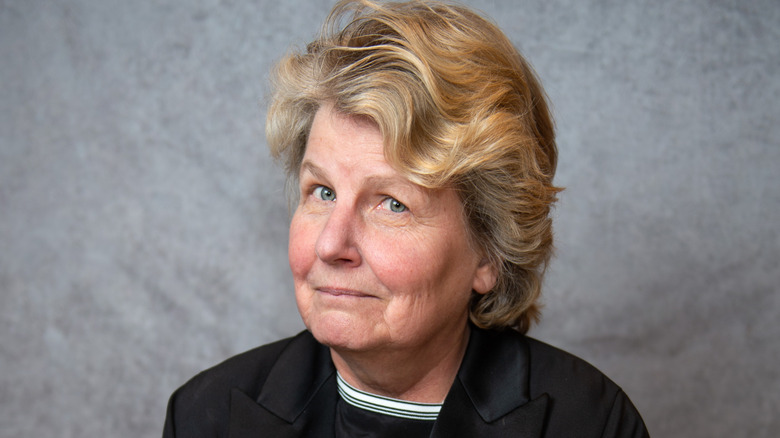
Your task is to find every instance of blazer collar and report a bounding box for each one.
[255,332,335,422]
[228,331,337,438]
[431,327,550,437]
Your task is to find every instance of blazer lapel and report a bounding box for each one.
[228,388,299,438]
[431,381,549,437]
[227,331,338,438]
[431,328,550,438]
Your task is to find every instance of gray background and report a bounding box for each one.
[1,0,778,436]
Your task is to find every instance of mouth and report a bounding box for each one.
[316,287,374,298]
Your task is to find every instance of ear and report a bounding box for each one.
[472,258,498,295]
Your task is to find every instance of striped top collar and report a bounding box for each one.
[336,372,442,421]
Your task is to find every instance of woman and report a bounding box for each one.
[163,1,649,436]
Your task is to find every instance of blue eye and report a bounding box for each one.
[383,197,407,213]
[313,186,335,201]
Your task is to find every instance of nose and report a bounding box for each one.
[314,204,361,267]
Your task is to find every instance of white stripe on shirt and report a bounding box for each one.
[336,372,442,421]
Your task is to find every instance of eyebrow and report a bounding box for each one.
[299,160,328,181]
[363,174,416,192]
[299,159,421,195]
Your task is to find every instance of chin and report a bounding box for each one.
[305,312,383,352]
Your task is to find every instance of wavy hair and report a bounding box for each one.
[266,0,561,333]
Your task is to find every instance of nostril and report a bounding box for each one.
[315,239,361,266]
[314,218,360,266]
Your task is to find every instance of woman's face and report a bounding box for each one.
[289,104,496,356]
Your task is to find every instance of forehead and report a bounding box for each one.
[303,105,388,172]
[308,105,381,145]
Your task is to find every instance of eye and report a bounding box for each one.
[381,197,407,213]
[313,186,335,201]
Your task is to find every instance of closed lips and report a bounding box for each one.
[317,288,373,297]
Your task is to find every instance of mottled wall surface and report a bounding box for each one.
[1,1,778,436]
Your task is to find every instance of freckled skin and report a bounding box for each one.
[288,104,496,401]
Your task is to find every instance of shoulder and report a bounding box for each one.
[163,331,316,437]
[464,328,647,436]
[524,335,620,398]
[469,328,623,401]
[522,335,649,437]
[175,335,294,399]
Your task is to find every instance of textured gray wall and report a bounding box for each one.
[1,1,778,436]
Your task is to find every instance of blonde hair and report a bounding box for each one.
[266,0,560,333]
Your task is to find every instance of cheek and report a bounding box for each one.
[371,230,477,300]
[367,237,445,292]
[289,215,317,322]
[288,214,316,279]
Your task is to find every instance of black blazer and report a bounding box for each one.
[163,328,649,437]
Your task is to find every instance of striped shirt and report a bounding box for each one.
[336,372,442,421]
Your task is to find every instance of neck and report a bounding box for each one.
[330,323,471,404]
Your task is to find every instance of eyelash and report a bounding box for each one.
[312,185,336,201]
[308,184,407,214]
[381,197,407,213]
